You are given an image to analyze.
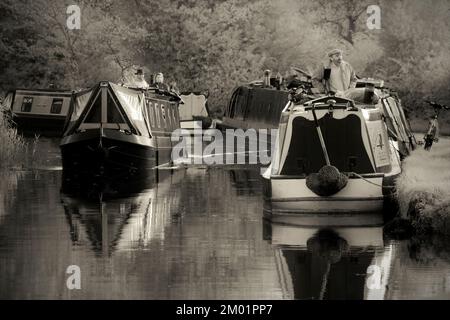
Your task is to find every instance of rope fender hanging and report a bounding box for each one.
[306,165,348,196]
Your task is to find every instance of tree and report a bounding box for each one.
[307,0,376,45]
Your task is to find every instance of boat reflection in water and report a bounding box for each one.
[61,167,185,255]
[264,211,394,300]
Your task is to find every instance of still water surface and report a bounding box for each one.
[0,138,450,299]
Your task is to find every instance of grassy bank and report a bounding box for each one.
[0,109,27,168]
[396,137,450,235]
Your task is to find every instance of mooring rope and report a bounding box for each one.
[347,171,396,189]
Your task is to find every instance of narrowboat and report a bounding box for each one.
[179,92,212,132]
[217,69,321,133]
[60,81,181,175]
[219,84,289,131]
[216,74,321,157]
[262,81,416,214]
[2,88,72,136]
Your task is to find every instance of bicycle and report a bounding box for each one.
[423,100,449,151]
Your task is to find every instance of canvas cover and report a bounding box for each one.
[65,89,93,132]
[63,82,151,137]
[280,114,375,175]
[110,83,150,137]
[179,93,208,121]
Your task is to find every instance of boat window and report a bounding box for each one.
[167,104,174,129]
[170,106,176,130]
[148,101,155,127]
[21,97,33,112]
[161,104,167,128]
[170,105,175,129]
[173,103,179,123]
[165,104,171,129]
[50,98,63,114]
[155,103,161,128]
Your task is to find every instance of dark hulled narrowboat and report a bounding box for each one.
[219,85,289,131]
[60,81,181,175]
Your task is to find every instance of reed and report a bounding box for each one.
[396,137,450,235]
[0,109,27,168]
[0,170,22,224]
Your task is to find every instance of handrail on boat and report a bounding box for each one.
[282,100,358,114]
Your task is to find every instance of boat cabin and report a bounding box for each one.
[221,85,289,130]
[3,88,72,136]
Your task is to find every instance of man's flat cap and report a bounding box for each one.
[328,49,343,57]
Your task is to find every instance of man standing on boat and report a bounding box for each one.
[313,49,357,96]
[133,68,150,89]
[121,67,150,89]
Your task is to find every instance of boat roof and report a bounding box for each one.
[63,81,150,137]
[10,88,72,95]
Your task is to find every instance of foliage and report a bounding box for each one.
[0,109,27,168]
[1,0,450,116]
[396,137,450,235]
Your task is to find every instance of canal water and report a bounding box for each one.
[1,138,450,299]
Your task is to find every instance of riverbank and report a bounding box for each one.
[396,136,450,235]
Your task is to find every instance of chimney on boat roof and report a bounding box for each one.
[263,69,271,87]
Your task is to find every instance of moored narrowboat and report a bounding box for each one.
[3,88,72,136]
[262,82,416,214]
[219,84,289,131]
[60,81,181,175]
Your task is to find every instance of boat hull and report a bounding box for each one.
[13,113,66,136]
[60,128,166,175]
[262,173,396,214]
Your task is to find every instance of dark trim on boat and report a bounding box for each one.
[268,196,385,202]
[268,173,385,180]
[14,91,72,97]
[13,113,66,120]
[60,128,154,148]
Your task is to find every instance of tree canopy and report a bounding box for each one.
[1,0,450,118]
